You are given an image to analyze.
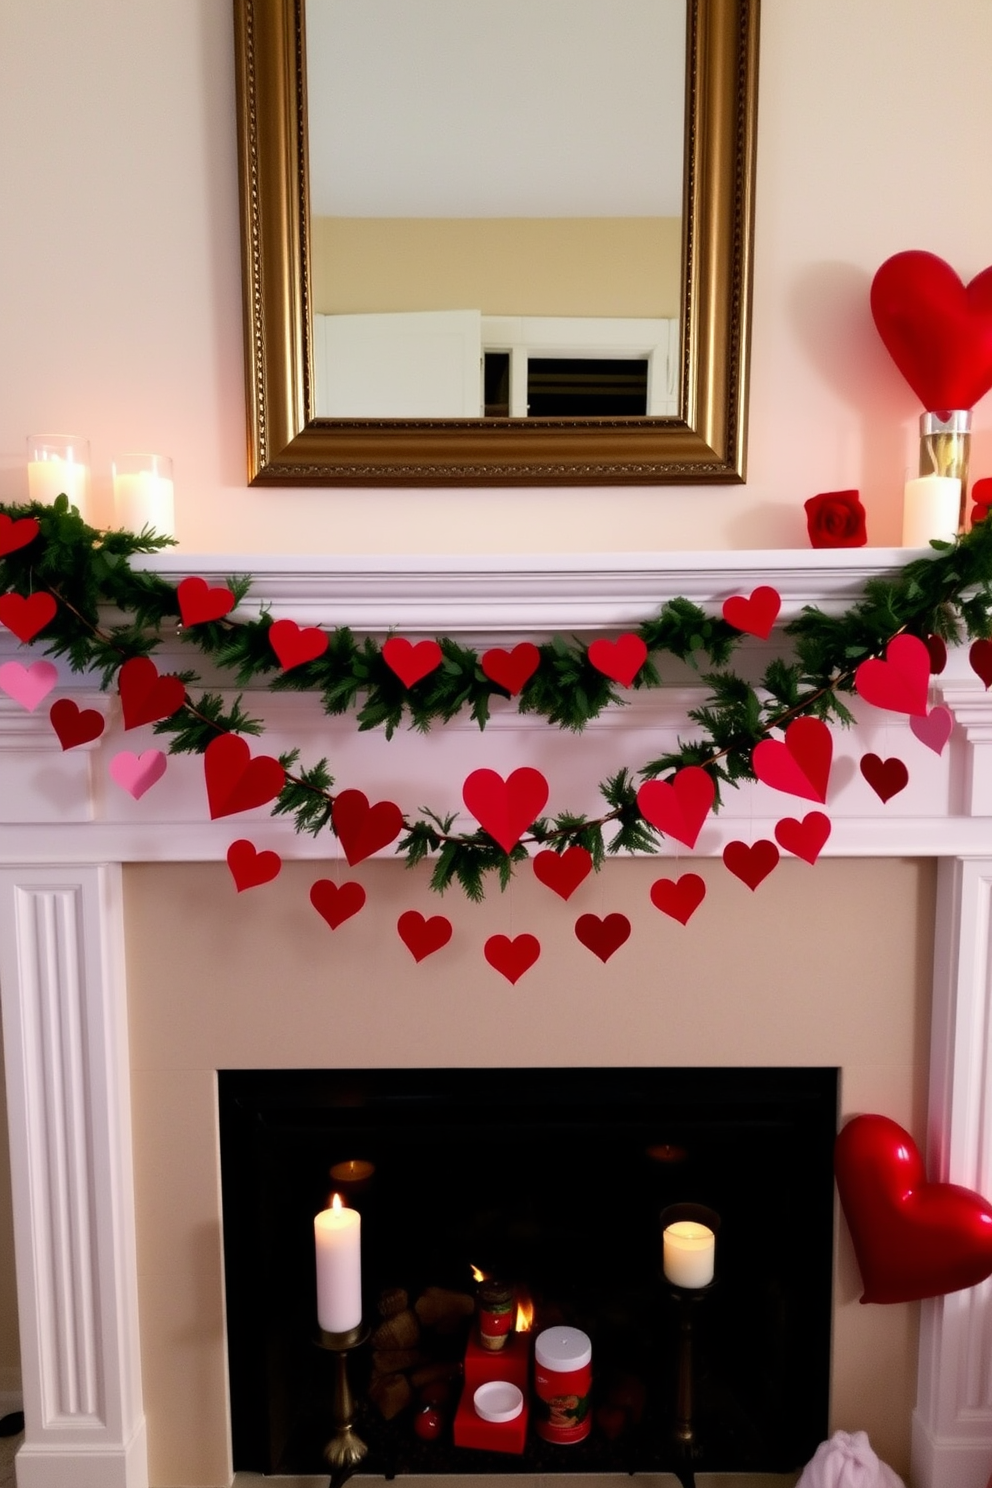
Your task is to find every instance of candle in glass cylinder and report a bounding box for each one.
[27,435,90,516]
[112,453,174,536]
[663,1220,715,1288]
[314,1194,362,1333]
[902,475,961,547]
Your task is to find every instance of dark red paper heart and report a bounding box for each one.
[484,933,540,984]
[269,617,328,671]
[637,766,715,848]
[870,251,992,410]
[176,575,236,626]
[462,767,549,852]
[118,656,186,730]
[226,839,282,891]
[721,585,782,640]
[752,717,833,803]
[0,514,40,557]
[332,789,404,866]
[774,811,832,864]
[480,642,540,696]
[860,753,909,803]
[397,909,453,962]
[835,1113,992,1303]
[855,634,931,717]
[382,636,443,688]
[649,873,706,925]
[532,846,593,900]
[722,839,779,890]
[970,638,992,689]
[587,633,648,687]
[574,912,631,963]
[203,733,286,819]
[926,635,948,675]
[0,591,57,642]
[310,879,366,929]
[49,698,105,750]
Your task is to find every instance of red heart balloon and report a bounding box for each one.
[532,845,593,900]
[484,933,540,983]
[49,697,105,750]
[855,634,931,717]
[910,705,953,755]
[649,873,706,925]
[382,636,443,688]
[177,576,236,626]
[118,656,186,729]
[397,909,453,962]
[203,733,286,819]
[310,879,366,929]
[970,638,992,689]
[268,617,328,671]
[752,717,833,803]
[637,766,715,848]
[574,912,631,963]
[859,754,909,803]
[226,839,282,891]
[722,839,779,890]
[587,633,648,687]
[462,767,549,852]
[332,789,404,865]
[773,811,831,864]
[480,642,540,696]
[722,585,782,640]
[0,514,40,556]
[0,591,57,642]
[870,251,992,410]
[835,1113,992,1303]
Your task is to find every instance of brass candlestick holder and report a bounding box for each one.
[315,1321,370,1488]
[668,1280,715,1475]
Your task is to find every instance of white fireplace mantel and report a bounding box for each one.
[2,549,992,1487]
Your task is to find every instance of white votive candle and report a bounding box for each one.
[314,1194,362,1332]
[112,454,175,536]
[663,1220,715,1288]
[27,435,90,517]
[902,475,961,547]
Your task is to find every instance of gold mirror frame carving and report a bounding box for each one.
[233,0,759,486]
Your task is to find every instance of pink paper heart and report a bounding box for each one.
[0,659,58,711]
[910,705,953,755]
[109,749,168,800]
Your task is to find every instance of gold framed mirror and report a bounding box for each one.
[233,0,758,486]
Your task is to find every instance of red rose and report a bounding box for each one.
[804,489,867,548]
[971,476,992,528]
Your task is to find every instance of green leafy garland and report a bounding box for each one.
[3,496,992,900]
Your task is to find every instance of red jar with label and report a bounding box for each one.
[533,1326,592,1444]
[477,1279,515,1352]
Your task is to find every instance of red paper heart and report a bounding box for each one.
[752,717,833,803]
[0,591,57,642]
[118,656,186,729]
[397,909,453,962]
[870,251,992,410]
[332,789,404,865]
[774,811,832,864]
[587,633,648,687]
[177,575,236,626]
[574,912,631,963]
[480,642,540,696]
[382,636,443,687]
[637,766,715,848]
[926,635,948,675]
[269,617,328,671]
[649,873,706,925]
[855,634,931,717]
[860,754,909,803]
[226,838,282,891]
[910,705,953,755]
[203,733,286,819]
[722,839,779,890]
[835,1112,992,1303]
[0,514,40,556]
[49,698,105,750]
[971,638,992,689]
[462,767,549,852]
[721,585,782,640]
[484,933,540,983]
[532,846,593,900]
[310,879,366,929]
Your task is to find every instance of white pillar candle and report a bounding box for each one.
[902,475,961,547]
[314,1194,362,1332]
[663,1220,715,1288]
[112,454,175,536]
[27,435,90,517]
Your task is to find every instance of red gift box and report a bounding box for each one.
[452,1330,531,1454]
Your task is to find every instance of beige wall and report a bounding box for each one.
[125,855,933,1487]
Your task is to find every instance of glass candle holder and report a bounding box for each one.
[919,411,970,531]
[112,453,174,537]
[27,435,91,516]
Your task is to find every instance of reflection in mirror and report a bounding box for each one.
[306,0,685,419]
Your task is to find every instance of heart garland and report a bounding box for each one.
[109,749,167,799]
[118,656,186,730]
[910,706,953,755]
[970,638,992,689]
[0,591,57,643]
[0,514,40,556]
[860,754,909,803]
[462,767,549,852]
[269,618,329,671]
[752,717,833,803]
[773,811,831,864]
[397,910,453,962]
[855,634,931,717]
[574,912,631,962]
[332,789,404,866]
[49,698,105,749]
[484,933,540,983]
[310,879,366,929]
[203,733,285,819]
[722,585,782,640]
[0,659,58,711]
[532,846,593,900]
[723,839,779,890]
[382,637,443,688]
[587,633,648,687]
[480,643,540,696]
[177,576,236,626]
[637,766,715,848]
[227,839,282,891]
[650,874,706,925]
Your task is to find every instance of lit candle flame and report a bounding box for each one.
[515,1294,534,1333]
[470,1263,488,1283]
[331,1192,344,1212]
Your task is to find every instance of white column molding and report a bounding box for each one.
[0,866,147,1488]
[936,685,992,817]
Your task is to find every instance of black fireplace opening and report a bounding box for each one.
[219,1066,837,1477]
